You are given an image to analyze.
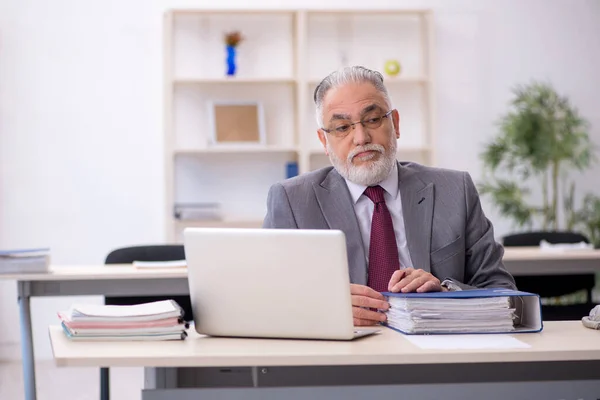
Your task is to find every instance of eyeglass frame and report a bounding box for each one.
[321,109,394,137]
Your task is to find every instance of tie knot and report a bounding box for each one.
[364,185,385,204]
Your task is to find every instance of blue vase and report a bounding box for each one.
[226,45,236,76]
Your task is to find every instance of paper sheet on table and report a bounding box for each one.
[539,240,593,252]
[133,259,187,269]
[403,334,531,350]
[67,300,182,321]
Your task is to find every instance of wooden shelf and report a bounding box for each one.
[397,145,431,153]
[306,9,431,16]
[174,146,298,155]
[308,146,431,155]
[174,78,296,85]
[171,9,296,16]
[308,76,428,85]
[171,9,429,16]
[175,219,264,229]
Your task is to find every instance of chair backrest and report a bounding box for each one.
[502,231,589,247]
[103,244,192,321]
[502,231,595,298]
[105,245,185,264]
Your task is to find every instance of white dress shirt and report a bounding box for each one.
[343,162,414,270]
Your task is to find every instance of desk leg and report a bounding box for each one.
[144,367,177,390]
[18,282,37,400]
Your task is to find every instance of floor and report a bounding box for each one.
[0,361,144,400]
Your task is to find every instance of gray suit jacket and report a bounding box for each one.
[262,161,516,290]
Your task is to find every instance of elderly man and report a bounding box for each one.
[263,66,516,326]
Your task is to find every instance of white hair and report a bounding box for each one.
[314,66,393,128]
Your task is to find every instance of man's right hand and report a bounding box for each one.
[350,284,390,326]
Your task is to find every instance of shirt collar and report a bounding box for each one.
[344,162,399,204]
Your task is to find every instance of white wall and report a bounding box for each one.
[1,0,599,359]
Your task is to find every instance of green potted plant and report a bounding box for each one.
[479,80,596,234]
[480,81,600,314]
[575,194,600,248]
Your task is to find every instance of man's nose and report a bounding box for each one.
[353,123,371,146]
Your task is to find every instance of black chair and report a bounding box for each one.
[503,231,596,321]
[101,245,192,400]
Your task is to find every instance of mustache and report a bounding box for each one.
[347,144,385,162]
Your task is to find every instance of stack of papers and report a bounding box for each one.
[59,300,188,341]
[384,290,517,334]
[0,248,50,274]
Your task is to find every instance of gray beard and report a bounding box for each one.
[327,135,397,186]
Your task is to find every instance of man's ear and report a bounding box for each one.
[392,109,400,139]
[317,129,329,155]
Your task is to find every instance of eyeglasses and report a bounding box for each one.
[322,110,393,137]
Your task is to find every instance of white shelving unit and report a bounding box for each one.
[164,9,436,243]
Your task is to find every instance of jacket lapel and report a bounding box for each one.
[398,163,434,273]
[313,169,367,285]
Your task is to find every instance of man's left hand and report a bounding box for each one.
[388,268,443,293]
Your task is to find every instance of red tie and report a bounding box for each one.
[364,186,400,292]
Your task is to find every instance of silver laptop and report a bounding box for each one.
[183,227,379,340]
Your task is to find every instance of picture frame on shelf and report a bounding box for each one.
[207,101,266,147]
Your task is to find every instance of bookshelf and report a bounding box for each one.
[164,9,436,242]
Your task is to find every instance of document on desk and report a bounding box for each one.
[133,259,187,269]
[60,300,188,341]
[0,247,50,274]
[67,299,183,322]
[382,289,543,335]
[539,240,594,252]
[403,334,531,350]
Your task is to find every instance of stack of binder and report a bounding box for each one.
[383,289,543,335]
[59,300,188,341]
[0,248,50,274]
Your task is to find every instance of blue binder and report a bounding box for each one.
[381,288,543,335]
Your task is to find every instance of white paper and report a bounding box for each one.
[539,240,593,252]
[133,259,187,269]
[69,300,181,318]
[403,334,531,350]
[386,294,517,334]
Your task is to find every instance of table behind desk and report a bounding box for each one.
[3,247,600,285]
[501,247,600,276]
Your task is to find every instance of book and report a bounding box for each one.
[57,313,182,329]
[382,288,543,335]
[60,324,188,341]
[0,248,50,274]
[174,203,222,221]
[62,322,188,336]
[0,248,50,257]
[59,300,189,341]
[66,299,183,322]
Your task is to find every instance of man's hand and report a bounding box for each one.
[388,268,443,293]
[350,284,389,326]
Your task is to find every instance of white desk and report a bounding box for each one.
[48,321,600,400]
[50,321,600,367]
[4,248,600,400]
[502,247,600,275]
